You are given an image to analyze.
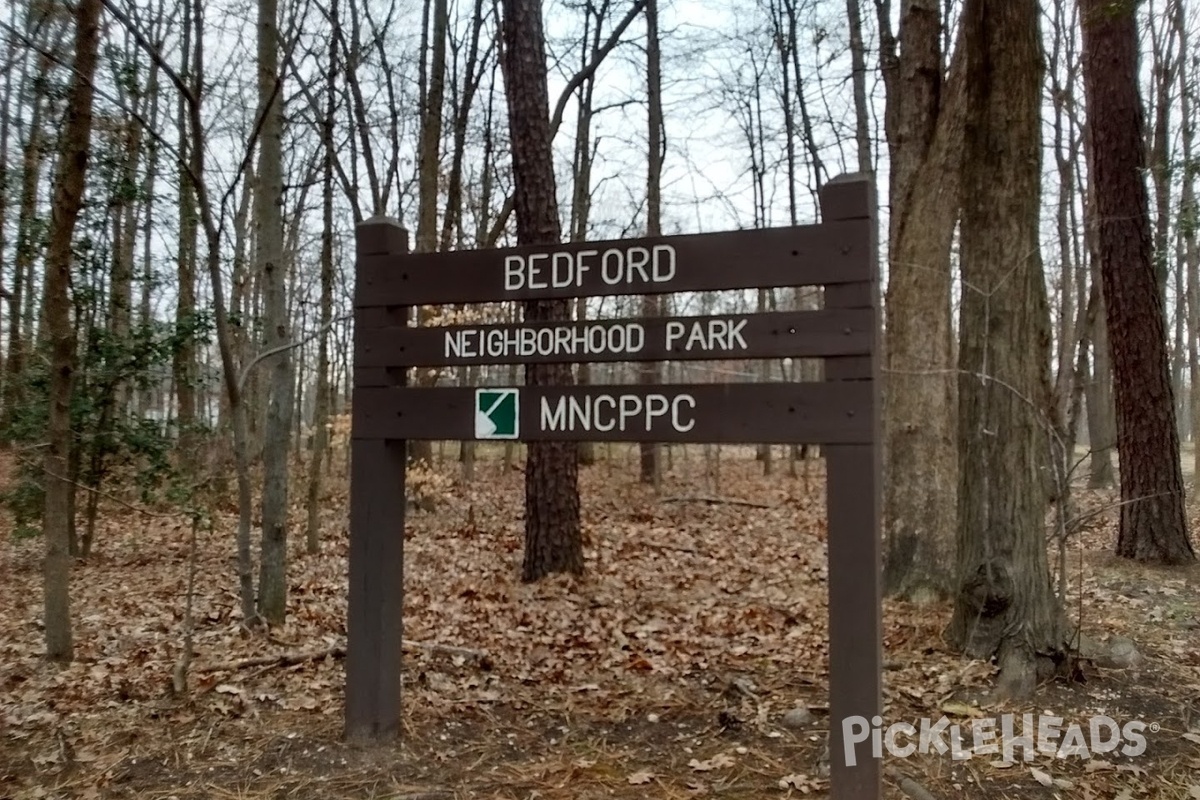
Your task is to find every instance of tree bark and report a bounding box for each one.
[946,0,1063,699]
[1081,0,1194,563]
[638,0,663,486]
[174,0,198,454]
[307,6,338,555]
[500,0,583,581]
[257,0,296,622]
[879,0,963,601]
[845,0,872,173]
[41,0,104,663]
[410,0,450,470]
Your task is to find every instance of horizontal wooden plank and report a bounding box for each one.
[354,220,874,306]
[354,309,875,368]
[351,383,874,444]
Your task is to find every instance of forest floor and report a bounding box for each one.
[2,446,1200,799]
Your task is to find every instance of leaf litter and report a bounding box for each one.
[0,449,1199,798]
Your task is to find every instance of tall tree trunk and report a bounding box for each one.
[41,0,104,663]
[257,0,295,622]
[879,1,963,601]
[1081,0,1194,564]
[845,0,872,173]
[174,0,198,454]
[638,0,663,486]
[410,0,450,470]
[500,0,583,581]
[946,0,1063,698]
[568,4,603,467]
[307,0,338,555]
[1178,1,1200,494]
[0,31,14,392]
[1082,121,1117,487]
[5,67,47,415]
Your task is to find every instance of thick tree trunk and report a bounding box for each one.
[257,0,295,622]
[880,1,963,601]
[41,0,104,663]
[946,0,1063,699]
[1081,0,1194,564]
[500,0,583,581]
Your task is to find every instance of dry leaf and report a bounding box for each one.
[940,700,985,718]
[1030,767,1053,787]
[689,753,735,771]
[779,773,814,790]
[627,770,654,785]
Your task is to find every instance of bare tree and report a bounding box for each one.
[638,0,663,486]
[1081,0,1194,564]
[877,0,963,600]
[946,0,1064,698]
[500,0,583,581]
[256,0,295,623]
[41,0,104,662]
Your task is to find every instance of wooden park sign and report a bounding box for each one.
[346,174,883,800]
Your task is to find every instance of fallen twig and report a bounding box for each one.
[642,540,701,555]
[886,767,941,800]
[196,639,491,674]
[659,494,774,509]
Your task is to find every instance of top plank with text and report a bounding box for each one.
[354,219,872,307]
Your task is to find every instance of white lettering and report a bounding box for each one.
[536,392,698,434]
[551,252,574,287]
[575,250,596,286]
[554,326,571,354]
[646,395,669,425]
[627,324,645,353]
[665,321,685,350]
[672,395,696,432]
[593,396,616,431]
[504,255,525,290]
[536,327,554,355]
[626,246,650,283]
[601,249,624,284]
[652,245,676,281]
[619,396,642,431]
[527,253,549,289]
[728,318,748,349]
[568,396,590,430]
[541,396,567,430]
[505,244,677,294]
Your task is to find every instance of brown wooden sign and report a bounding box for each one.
[355,309,874,367]
[355,219,872,305]
[345,174,883,800]
[352,383,872,443]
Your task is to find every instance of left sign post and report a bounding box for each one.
[345,216,409,740]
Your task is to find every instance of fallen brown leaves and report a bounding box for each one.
[0,447,1198,799]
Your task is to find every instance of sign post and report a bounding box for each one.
[347,174,883,799]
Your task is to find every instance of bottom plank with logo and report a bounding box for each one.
[351,382,872,444]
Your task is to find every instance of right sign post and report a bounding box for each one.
[347,173,883,800]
